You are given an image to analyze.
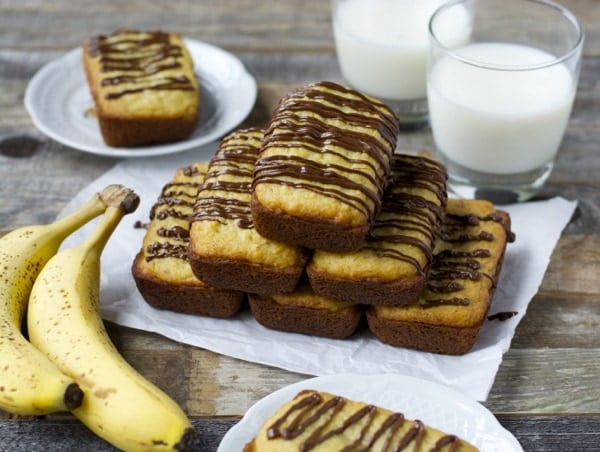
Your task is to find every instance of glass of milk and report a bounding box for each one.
[427,0,584,202]
[332,0,469,129]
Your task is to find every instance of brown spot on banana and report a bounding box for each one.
[94,387,117,399]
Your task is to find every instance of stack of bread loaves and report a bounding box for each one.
[132,81,514,355]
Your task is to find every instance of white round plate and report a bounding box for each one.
[24,39,256,158]
[218,373,522,452]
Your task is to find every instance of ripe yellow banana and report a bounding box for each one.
[0,184,132,415]
[27,191,199,451]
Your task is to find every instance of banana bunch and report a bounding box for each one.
[0,184,198,450]
[0,184,127,415]
[26,187,199,451]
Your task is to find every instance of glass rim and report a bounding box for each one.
[428,0,585,71]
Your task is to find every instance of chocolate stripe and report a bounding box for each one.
[192,128,263,230]
[87,30,195,100]
[255,81,399,220]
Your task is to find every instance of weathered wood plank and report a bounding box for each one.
[511,294,600,348]
[47,339,595,417]
[540,235,600,295]
[1,415,599,451]
[0,0,598,56]
[486,348,600,414]
[186,349,308,417]
[497,415,600,451]
[0,0,332,53]
[0,138,115,228]
[0,418,234,451]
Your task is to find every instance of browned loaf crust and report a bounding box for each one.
[188,128,308,295]
[248,282,362,339]
[132,162,244,318]
[251,81,400,253]
[308,154,447,306]
[367,198,515,355]
[243,389,478,451]
[82,30,199,147]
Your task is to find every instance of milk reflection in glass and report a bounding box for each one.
[428,43,575,175]
[332,0,470,125]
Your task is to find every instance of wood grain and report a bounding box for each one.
[0,0,598,55]
[2,416,600,451]
[541,235,600,295]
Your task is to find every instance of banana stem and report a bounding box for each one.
[75,186,139,256]
[80,206,127,257]
[49,195,106,239]
[98,184,140,213]
[48,184,138,241]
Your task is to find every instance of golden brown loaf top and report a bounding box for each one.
[371,198,514,329]
[307,154,447,305]
[132,162,209,287]
[244,389,478,451]
[264,283,359,312]
[251,81,400,252]
[187,128,307,294]
[132,162,244,317]
[82,30,200,147]
[188,127,307,269]
[83,29,199,120]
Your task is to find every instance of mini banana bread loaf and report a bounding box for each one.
[248,281,362,339]
[251,81,400,253]
[83,29,200,147]
[188,128,308,295]
[307,154,447,306]
[132,162,244,318]
[367,198,515,355]
[244,389,478,451]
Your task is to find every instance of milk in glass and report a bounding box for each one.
[428,42,575,174]
[333,0,469,101]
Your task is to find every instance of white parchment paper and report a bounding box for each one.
[59,143,577,401]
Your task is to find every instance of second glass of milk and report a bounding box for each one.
[332,0,467,129]
[428,0,584,202]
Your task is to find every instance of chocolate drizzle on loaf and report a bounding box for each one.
[305,154,448,306]
[265,390,462,451]
[145,175,202,262]
[488,311,518,321]
[422,208,513,308]
[149,182,197,220]
[363,155,447,277]
[145,242,188,261]
[157,225,189,240]
[254,81,399,221]
[132,161,245,318]
[192,128,263,230]
[187,128,307,295]
[87,30,195,100]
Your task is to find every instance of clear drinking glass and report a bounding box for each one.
[427,0,584,202]
[332,0,457,129]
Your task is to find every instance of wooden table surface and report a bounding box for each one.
[1,1,599,450]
